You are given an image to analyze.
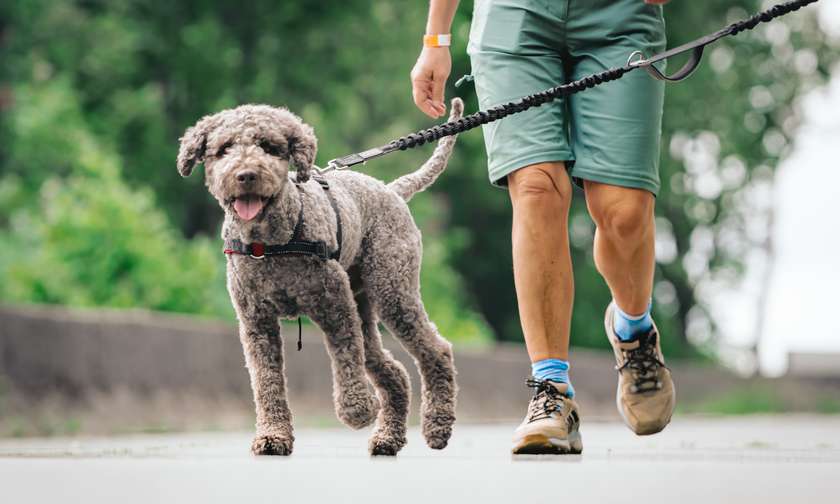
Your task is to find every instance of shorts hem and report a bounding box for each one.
[488,151,575,188]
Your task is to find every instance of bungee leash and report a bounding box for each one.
[316,0,820,175]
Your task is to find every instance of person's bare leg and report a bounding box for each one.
[507,163,574,362]
[584,180,655,314]
[508,163,583,455]
[585,180,675,435]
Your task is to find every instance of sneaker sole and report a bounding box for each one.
[614,385,673,436]
[511,431,583,455]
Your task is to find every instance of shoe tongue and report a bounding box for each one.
[617,338,642,350]
[233,195,264,221]
[617,329,655,350]
[546,381,570,396]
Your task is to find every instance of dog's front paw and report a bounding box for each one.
[424,429,452,450]
[251,434,294,456]
[423,410,455,450]
[337,392,380,430]
[369,432,406,456]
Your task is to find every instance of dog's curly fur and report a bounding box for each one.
[177,98,464,456]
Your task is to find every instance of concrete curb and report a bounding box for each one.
[1,304,837,436]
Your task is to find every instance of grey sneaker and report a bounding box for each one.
[511,379,583,455]
[605,302,676,435]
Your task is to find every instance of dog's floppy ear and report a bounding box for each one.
[290,121,317,184]
[177,115,219,177]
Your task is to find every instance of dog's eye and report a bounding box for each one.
[216,141,233,158]
[259,140,283,157]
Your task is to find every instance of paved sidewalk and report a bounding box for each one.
[1,416,838,503]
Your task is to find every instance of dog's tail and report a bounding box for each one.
[388,97,464,202]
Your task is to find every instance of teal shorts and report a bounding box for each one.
[467,0,667,195]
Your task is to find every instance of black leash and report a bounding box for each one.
[321,0,819,173]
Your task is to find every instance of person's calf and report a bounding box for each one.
[584,181,656,314]
[508,163,575,362]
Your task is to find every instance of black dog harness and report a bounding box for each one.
[223,176,343,262]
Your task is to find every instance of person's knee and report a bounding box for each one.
[588,188,654,243]
[508,163,572,212]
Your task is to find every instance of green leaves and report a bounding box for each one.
[1,0,836,352]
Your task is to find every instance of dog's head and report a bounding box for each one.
[177,105,317,222]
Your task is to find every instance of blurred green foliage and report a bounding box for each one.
[0,78,230,316]
[0,1,837,353]
[678,387,786,415]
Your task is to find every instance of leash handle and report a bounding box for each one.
[629,0,819,82]
[629,45,706,82]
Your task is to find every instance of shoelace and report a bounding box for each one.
[617,331,667,394]
[524,378,566,423]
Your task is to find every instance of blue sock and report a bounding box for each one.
[531,359,575,397]
[613,300,653,342]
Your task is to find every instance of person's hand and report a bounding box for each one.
[411,47,451,118]
[644,0,671,4]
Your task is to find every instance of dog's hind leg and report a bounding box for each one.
[303,262,380,430]
[236,302,295,456]
[376,290,456,449]
[356,288,411,456]
[362,244,457,449]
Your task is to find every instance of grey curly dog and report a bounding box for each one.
[176,98,464,456]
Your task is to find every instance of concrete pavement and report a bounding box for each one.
[1,416,838,503]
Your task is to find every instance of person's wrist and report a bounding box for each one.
[420,46,450,58]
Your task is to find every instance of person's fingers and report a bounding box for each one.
[411,71,429,109]
[412,78,438,118]
[424,99,445,118]
[411,81,426,110]
[431,76,446,116]
[426,95,445,115]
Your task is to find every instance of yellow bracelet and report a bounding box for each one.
[423,34,451,48]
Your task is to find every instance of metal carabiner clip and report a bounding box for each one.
[627,50,649,68]
[314,159,347,176]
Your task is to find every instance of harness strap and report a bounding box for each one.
[223,177,343,261]
[290,185,305,242]
[223,237,331,260]
[315,177,343,261]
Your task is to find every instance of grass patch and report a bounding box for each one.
[679,387,840,416]
[139,424,174,434]
[816,397,840,414]
[679,388,786,415]
[63,418,82,435]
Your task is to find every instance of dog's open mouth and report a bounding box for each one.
[232,194,268,221]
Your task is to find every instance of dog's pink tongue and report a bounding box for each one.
[234,196,264,221]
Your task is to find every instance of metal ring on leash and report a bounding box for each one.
[313,162,338,176]
[627,50,647,67]
[313,158,356,176]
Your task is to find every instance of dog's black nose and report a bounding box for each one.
[236,170,258,184]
